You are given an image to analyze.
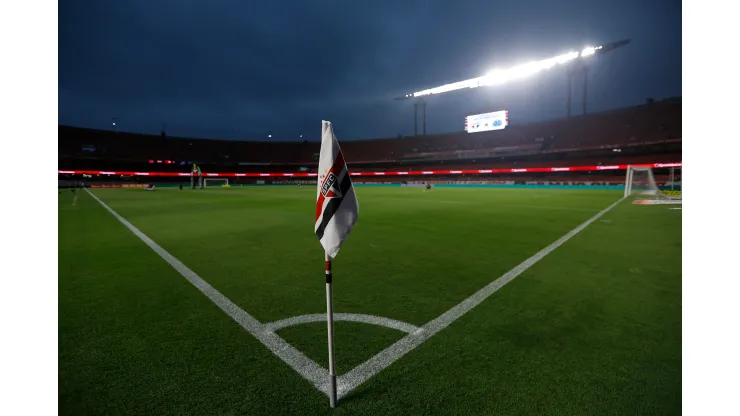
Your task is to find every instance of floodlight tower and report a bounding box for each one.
[413,100,427,136]
[566,39,631,117]
[566,63,589,117]
[395,39,631,135]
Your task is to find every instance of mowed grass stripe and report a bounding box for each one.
[58,190,334,416]
[89,187,620,326]
[332,200,681,415]
[59,187,680,415]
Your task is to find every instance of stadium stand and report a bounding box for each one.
[59,97,680,185]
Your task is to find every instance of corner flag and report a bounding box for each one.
[314,120,358,408]
[315,120,359,259]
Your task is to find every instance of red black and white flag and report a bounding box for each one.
[315,121,359,258]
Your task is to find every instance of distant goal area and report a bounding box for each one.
[625,165,681,205]
[203,178,230,188]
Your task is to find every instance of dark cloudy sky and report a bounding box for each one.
[59,0,681,141]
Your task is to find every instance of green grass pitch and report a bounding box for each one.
[58,186,681,415]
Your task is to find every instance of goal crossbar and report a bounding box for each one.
[203,178,230,187]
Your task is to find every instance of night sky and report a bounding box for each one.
[59,0,681,141]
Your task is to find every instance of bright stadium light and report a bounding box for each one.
[400,44,605,99]
[396,39,630,136]
[485,70,507,83]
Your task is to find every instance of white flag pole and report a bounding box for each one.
[325,252,338,408]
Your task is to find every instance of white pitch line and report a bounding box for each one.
[84,189,333,395]
[265,313,420,334]
[336,196,626,398]
[87,188,625,402]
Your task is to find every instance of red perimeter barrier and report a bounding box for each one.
[58,162,681,178]
[88,184,148,189]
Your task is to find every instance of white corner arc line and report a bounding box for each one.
[84,189,333,396]
[336,196,626,399]
[265,313,420,334]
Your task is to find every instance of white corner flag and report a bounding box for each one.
[314,120,358,408]
[315,120,359,259]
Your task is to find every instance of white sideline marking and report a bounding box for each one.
[84,189,332,395]
[336,196,626,398]
[87,188,625,401]
[265,313,420,334]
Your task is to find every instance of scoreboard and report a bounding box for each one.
[465,110,508,133]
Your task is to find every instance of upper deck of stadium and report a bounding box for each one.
[59,97,681,171]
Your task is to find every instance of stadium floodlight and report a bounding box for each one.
[397,44,614,99]
[581,46,597,57]
[396,39,629,135]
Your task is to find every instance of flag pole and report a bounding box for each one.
[325,252,338,408]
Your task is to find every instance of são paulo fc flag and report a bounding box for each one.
[315,121,359,258]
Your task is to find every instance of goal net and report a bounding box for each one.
[203,178,230,188]
[624,165,681,201]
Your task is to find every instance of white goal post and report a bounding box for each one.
[624,165,681,200]
[203,178,230,188]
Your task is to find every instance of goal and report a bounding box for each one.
[203,178,230,188]
[624,165,681,201]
